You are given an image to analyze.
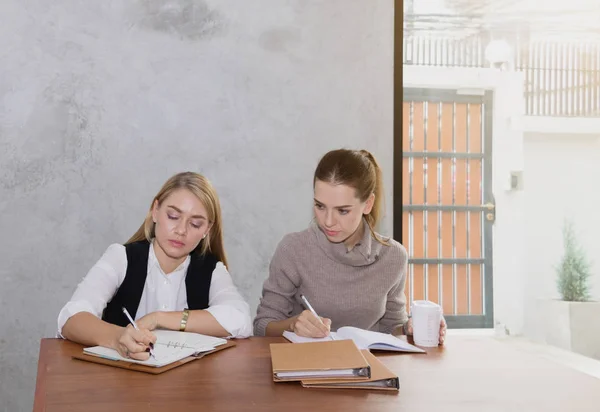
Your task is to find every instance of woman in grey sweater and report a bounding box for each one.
[253,149,446,343]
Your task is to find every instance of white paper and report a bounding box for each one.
[83,330,226,367]
[83,345,198,367]
[282,331,339,343]
[275,368,357,379]
[282,327,425,353]
[153,330,227,353]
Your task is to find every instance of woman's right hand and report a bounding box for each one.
[290,310,332,338]
[113,325,156,360]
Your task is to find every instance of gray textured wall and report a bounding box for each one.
[0,1,394,410]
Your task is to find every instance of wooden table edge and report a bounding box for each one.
[33,338,52,412]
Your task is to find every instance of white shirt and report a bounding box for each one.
[57,242,252,338]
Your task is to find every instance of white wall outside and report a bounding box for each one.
[522,131,600,340]
[405,65,600,339]
[404,65,527,336]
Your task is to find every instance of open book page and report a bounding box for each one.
[153,330,227,353]
[283,327,425,353]
[83,345,198,367]
[337,327,425,353]
[82,330,227,367]
[282,331,339,343]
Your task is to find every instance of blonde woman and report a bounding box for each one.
[58,172,252,361]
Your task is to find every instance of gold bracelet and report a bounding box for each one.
[179,309,190,331]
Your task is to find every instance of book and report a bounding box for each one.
[270,339,371,382]
[74,330,232,373]
[283,326,425,353]
[301,350,400,391]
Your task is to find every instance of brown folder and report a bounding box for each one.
[270,339,371,382]
[301,350,399,391]
[72,340,236,375]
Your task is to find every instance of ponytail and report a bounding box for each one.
[358,150,385,232]
[314,149,389,245]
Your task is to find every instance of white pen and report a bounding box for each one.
[300,294,333,340]
[121,307,156,359]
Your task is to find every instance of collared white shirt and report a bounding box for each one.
[57,242,252,338]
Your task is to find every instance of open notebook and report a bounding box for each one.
[283,326,425,353]
[82,330,228,368]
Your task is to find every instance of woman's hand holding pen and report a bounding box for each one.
[290,310,332,338]
[113,325,156,360]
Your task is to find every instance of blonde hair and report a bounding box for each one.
[126,172,228,267]
[314,149,389,245]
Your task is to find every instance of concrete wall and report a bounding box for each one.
[0,1,394,410]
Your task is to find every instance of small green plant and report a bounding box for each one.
[556,220,592,302]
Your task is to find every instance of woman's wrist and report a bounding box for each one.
[154,311,166,329]
[152,310,190,331]
[108,325,125,350]
[265,316,298,336]
[403,315,412,335]
[179,309,190,331]
[287,315,299,332]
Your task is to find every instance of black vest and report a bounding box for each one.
[102,240,218,327]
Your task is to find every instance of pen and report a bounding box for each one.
[300,294,333,340]
[121,307,156,359]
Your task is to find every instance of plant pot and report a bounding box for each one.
[533,298,600,360]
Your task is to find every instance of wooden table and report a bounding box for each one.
[34,336,600,411]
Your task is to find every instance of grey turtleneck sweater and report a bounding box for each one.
[253,220,409,336]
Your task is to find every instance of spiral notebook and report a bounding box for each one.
[75,330,233,373]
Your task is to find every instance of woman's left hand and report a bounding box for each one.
[136,312,161,331]
[404,316,447,345]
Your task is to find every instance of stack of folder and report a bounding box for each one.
[270,339,399,391]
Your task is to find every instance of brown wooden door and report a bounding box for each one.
[397,88,494,328]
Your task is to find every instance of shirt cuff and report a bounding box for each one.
[204,305,253,339]
[253,317,274,337]
[57,301,99,339]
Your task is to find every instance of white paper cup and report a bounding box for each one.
[411,300,442,347]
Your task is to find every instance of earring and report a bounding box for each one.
[202,234,207,239]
